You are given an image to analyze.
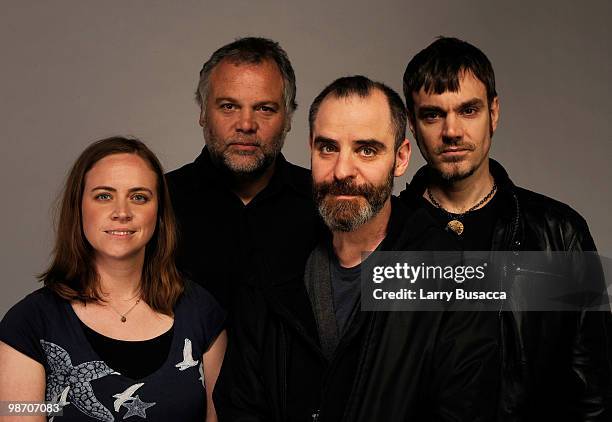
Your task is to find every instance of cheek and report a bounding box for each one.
[311,157,334,182]
[363,161,394,184]
[416,125,438,149]
[142,204,158,235]
[81,202,98,241]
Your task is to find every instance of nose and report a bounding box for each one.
[111,199,133,222]
[442,113,463,141]
[332,150,357,181]
[236,109,258,134]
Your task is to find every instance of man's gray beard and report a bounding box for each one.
[315,170,394,232]
[203,124,286,178]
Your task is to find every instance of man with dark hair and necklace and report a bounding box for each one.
[400,36,612,420]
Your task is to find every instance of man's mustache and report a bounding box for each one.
[435,140,476,154]
[314,178,373,198]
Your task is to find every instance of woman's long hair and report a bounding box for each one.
[40,136,183,315]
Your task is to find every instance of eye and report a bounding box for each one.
[319,143,337,154]
[94,193,112,201]
[220,103,236,111]
[421,111,441,123]
[461,106,478,116]
[359,146,377,157]
[257,105,277,113]
[131,193,150,203]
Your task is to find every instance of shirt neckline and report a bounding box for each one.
[63,300,181,384]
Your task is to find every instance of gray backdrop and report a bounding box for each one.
[1,0,611,316]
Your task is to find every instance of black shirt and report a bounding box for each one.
[422,193,500,251]
[79,321,174,380]
[329,252,361,336]
[166,147,319,312]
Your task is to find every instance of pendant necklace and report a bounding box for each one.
[107,298,141,323]
[426,182,497,236]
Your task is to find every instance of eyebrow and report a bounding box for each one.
[313,136,337,145]
[313,136,387,150]
[214,97,281,108]
[417,97,485,114]
[91,186,154,195]
[354,139,387,150]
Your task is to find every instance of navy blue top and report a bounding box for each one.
[0,281,225,421]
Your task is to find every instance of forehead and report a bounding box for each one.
[208,58,284,101]
[313,90,393,143]
[85,153,156,188]
[412,72,488,108]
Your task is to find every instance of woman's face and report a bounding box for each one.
[81,153,158,266]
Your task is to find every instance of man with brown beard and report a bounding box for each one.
[214,75,499,421]
[166,37,317,312]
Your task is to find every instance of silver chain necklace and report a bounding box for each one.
[426,182,497,235]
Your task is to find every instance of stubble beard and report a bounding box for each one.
[203,120,287,178]
[313,169,394,232]
[416,116,493,184]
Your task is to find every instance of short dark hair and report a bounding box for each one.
[40,137,183,316]
[308,75,407,150]
[403,37,497,117]
[195,37,297,116]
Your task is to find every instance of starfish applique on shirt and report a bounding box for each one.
[41,339,117,422]
[121,395,156,419]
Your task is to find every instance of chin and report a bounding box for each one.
[435,162,476,182]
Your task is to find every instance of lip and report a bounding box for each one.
[104,229,137,237]
[229,142,259,151]
[439,148,470,158]
[331,194,361,200]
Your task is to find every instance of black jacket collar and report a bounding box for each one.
[401,159,521,250]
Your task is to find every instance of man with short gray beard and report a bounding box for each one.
[166,37,317,311]
[214,75,499,421]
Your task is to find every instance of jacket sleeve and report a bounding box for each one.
[567,220,612,421]
[429,310,501,422]
[213,285,273,422]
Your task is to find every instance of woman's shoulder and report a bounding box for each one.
[179,279,222,309]
[3,286,61,319]
[177,279,226,350]
[0,286,61,364]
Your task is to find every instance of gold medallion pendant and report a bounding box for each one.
[446,219,464,235]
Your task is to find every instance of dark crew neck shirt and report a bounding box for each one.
[329,253,362,336]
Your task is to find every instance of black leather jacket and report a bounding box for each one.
[400,159,612,421]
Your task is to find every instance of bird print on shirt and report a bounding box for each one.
[113,383,145,412]
[175,338,199,371]
[48,385,70,422]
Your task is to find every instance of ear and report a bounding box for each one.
[285,112,292,133]
[489,96,500,134]
[394,138,411,177]
[198,108,206,128]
